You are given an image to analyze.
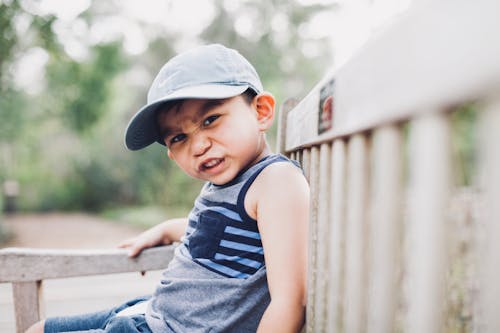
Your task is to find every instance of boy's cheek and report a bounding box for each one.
[168,156,194,176]
[167,149,174,160]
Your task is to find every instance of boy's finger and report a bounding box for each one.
[128,245,143,258]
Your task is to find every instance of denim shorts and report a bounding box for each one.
[44,296,153,333]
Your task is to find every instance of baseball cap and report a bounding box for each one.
[124,44,264,151]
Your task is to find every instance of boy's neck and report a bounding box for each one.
[252,144,272,167]
[243,144,272,172]
[214,145,272,187]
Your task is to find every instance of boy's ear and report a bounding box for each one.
[253,92,275,131]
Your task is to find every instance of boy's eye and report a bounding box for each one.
[203,115,219,127]
[169,133,186,145]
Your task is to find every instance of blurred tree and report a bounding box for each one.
[201,0,334,103]
[0,0,19,89]
[0,0,335,217]
[0,0,130,214]
[0,0,59,238]
[0,0,28,145]
[1,0,21,237]
[45,42,127,133]
[451,104,477,187]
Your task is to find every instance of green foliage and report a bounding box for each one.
[0,87,26,141]
[0,0,20,88]
[30,14,59,53]
[1,0,334,218]
[451,104,477,187]
[102,205,189,229]
[45,42,127,133]
[201,0,334,103]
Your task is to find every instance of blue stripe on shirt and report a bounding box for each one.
[185,225,195,235]
[198,259,251,279]
[220,240,264,254]
[194,200,243,222]
[198,197,238,211]
[217,247,265,262]
[214,253,262,269]
[224,226,261,239]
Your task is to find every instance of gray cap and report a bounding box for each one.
[124,44,263,151]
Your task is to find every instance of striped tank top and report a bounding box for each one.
[182,154,299,278]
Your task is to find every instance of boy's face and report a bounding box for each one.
[158,94,274,185]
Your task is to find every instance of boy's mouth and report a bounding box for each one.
[199,158,224,172]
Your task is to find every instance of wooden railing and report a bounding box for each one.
[277,0,500,332]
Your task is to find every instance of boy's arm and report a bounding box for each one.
[118,218,188,257]
[249,162,309,333]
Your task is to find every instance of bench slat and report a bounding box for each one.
[343,134,370,332]
[405,113,451,333]
[326,139,347,333]
[367,125,403,333]
[478,96,500,332]
[277,98,298,154]
[305,146,319,333]
[313,143,332,331]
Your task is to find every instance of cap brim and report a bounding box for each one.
[125,84,250,151]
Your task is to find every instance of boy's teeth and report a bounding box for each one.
[204,159,221,168]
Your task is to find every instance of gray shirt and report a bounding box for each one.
[146,245,270,333]
[146,154,299,332]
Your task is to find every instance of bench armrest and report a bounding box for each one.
[0,245,175,332]
[0,245,175,283]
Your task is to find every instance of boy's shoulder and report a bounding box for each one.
[249,154,305,192]
[244,156,309,220]
[260,157,302,177]
[256,154,301,173]
[256,159,307,192]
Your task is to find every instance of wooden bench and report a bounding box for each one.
[277,1,500,332]
[0,246,174,332]
[2,0,500,332]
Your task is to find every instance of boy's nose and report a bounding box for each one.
[191,133,211,156]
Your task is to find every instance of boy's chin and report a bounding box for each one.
[206,177,231,186]
[203,173,236,186]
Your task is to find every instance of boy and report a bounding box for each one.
[27,44,309,333]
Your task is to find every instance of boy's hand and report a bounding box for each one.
[118,218,188,257]
[118,229,164,258]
